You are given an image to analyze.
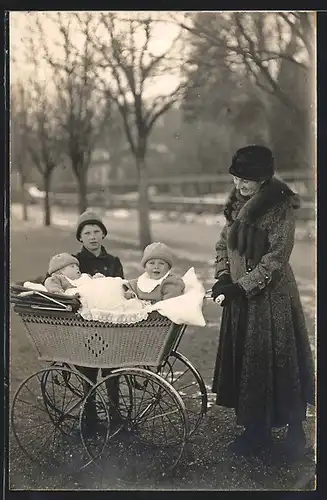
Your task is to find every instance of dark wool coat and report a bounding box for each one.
[73,245,124,278]
[212,178,315,428]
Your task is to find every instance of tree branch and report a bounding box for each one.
[279,12,313,60]
[233,12,300,112]
[145,81,187,132]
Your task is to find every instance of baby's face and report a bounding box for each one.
[144,259,170,280]
[60,263,81,280]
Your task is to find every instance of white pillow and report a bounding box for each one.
[182,267,205,294]
[150,267,206,327]
[23,281,48,292]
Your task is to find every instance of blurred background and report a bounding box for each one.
[10,11,315,249]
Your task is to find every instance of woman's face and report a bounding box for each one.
[232,176,263,197]
[80,224,104,252]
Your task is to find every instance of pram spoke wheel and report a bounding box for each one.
[11,367,105,471]
[40,366,84,427]
[80,367,188,480]
[156,351,208,436]
[48,362,85,399]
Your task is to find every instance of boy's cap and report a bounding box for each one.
[141,242,173,268]
[48,253,79,275]
[76,210,107,241]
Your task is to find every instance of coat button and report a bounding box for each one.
[104,266,107,271]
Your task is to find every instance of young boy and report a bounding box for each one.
[74,210,124,279]
[124,242,185,303]
[30,210,124,285]
[73,211,125,434]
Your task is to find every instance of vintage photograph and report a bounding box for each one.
[9,10,316,491]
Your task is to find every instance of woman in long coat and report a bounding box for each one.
[211,145,315,458]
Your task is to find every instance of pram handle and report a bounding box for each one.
[17,289,73,311]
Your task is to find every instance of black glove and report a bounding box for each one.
[211,274,232,300]
[214,283,245,305]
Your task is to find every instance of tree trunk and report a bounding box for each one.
[137,155,152,250]
[77,168,88,214]
[43,171,52,227]
[19,172,28,221]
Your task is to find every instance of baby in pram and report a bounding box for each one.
[44,252,144,321]
[45,243,186,304]
[44,253,105,294]
[42,242,207,330]
[123,242,185,303]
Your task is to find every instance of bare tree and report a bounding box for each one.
[10,83,30,221]
[16,27,63,227]
[30,13,110,214]
[79,12,187,249]
[20,78,61,226]
[175,11,314,172]
[175,11,314,115]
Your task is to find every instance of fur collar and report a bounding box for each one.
[223,177,301,224]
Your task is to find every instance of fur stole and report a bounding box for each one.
[224,177,300,265]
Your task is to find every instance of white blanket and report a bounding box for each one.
[64,277,150,323]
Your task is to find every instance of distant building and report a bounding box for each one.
[50,149,111,191]
[39,143,173,193]
[87,149,111,186]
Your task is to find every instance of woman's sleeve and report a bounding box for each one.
[214,223,230,280]
[237,202,296,298]
[114,257,125,279]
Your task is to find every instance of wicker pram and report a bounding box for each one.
[10,283,208,476]
[10,284,184,369]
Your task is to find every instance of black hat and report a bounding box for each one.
[76,210,107,241]
[229,145,274,181]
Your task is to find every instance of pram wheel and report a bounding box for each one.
[11,367,108,471]
[156,351,208,436]
[40,364,84,424]
[80,367,188,480]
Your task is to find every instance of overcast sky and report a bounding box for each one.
[9,11,186,99]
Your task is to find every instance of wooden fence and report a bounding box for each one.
[50,170,315,220]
